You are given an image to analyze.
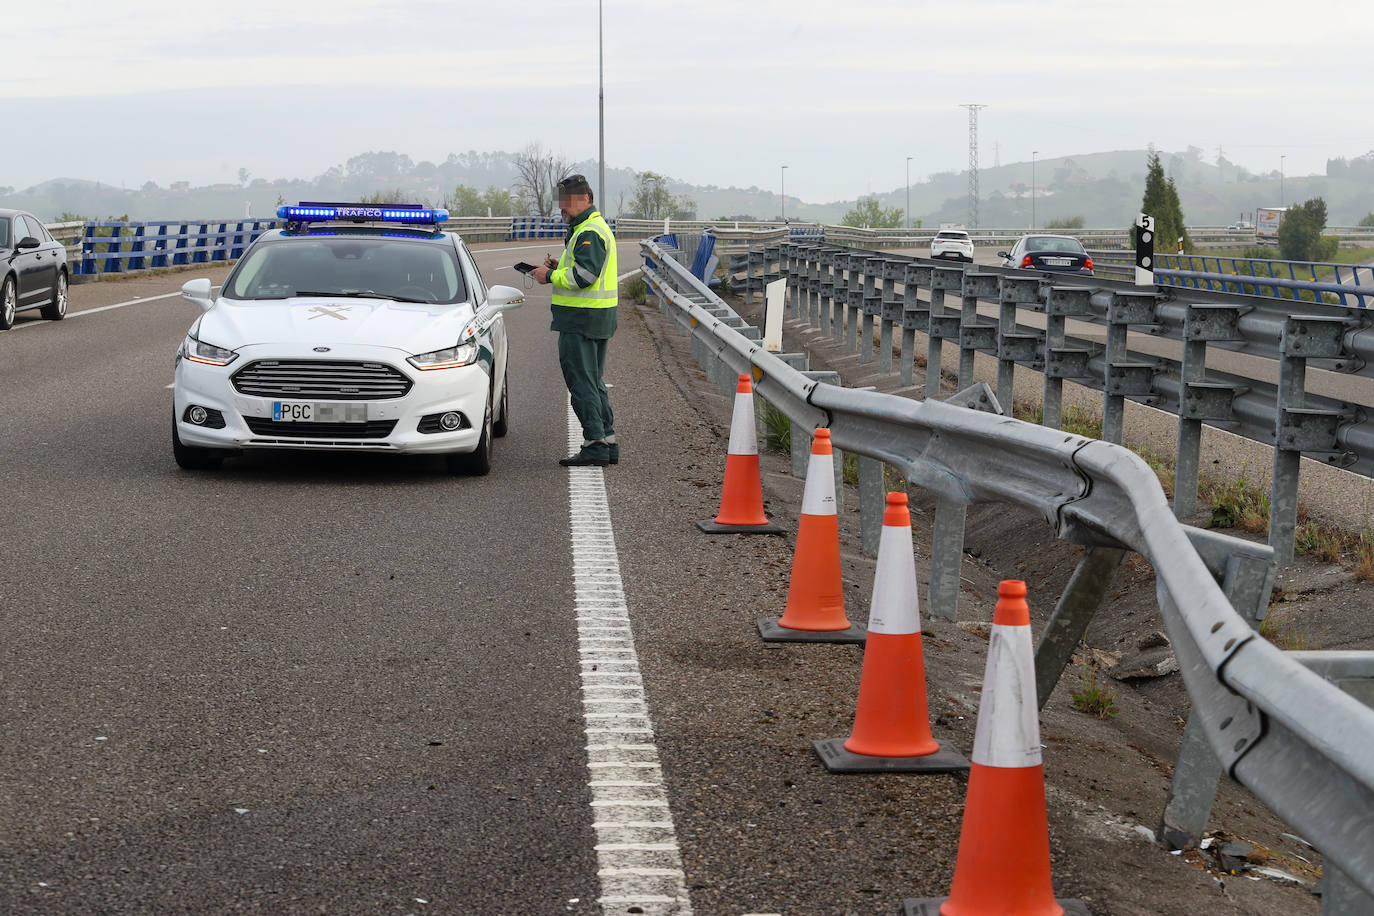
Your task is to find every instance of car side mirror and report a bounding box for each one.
[487,284,525,311]
[996,251,1009,259]
[16,236,40,251]
[181,277,215,311]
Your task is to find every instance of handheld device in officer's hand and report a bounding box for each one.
[513,262,537,274]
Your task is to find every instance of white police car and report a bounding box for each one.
[172,203,523,475]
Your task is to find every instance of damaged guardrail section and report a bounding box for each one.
[640,236,1374,910]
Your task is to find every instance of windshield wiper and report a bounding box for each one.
[294,290,431,304]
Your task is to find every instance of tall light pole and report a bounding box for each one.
[598,0,605,212]
[1280,154,1286,207]
[1031,150,1038,229]
[905,156,912,230]
[780,165,788,222]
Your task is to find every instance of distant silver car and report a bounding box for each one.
[930,229,974,262]
[1,208,69,330]
[997,234,1093,276]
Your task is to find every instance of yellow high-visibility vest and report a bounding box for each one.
[551,211,618,309]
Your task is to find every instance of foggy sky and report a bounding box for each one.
[3,0,1367,202]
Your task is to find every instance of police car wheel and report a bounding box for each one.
[492,372,509,438]
[448,388,493,476]
[172,418,227,470]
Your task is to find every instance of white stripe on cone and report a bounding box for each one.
[726,389,758,456]
[970,622,1042,768]
[867,519,920,636]
[799,451,836,516]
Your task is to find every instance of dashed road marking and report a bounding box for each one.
[567,403,692,916]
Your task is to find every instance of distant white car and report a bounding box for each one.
[930,229,974,262]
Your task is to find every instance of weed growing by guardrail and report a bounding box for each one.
[1259,602,1315,650]
[1070,655,1119,719]
[622,275,647,305]
[759,399,791,453]
[1012,400,1103,440]
[1205,477,1271,533]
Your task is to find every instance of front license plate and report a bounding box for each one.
[273,401,367,422]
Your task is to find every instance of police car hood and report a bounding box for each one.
[202,296,478,353]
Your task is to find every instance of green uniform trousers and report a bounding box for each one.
[558,331,614,457]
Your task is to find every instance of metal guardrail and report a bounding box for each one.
[730,240,1374,567]
[1090,250,1374,307]
[640,236,1374,910]
[72,219,282,276]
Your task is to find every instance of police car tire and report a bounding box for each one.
[492,372,509,438]
[448,389,493,476]
[172,419,227,470]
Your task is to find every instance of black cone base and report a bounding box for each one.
[696,519,785,535]
[757,618,866,644]
[903,897,1092,915]
[812,738,970,774]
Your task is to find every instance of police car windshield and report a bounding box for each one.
[224,237,468,304]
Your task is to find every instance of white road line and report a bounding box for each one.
[568,403,692,916]
[10,290,184,330]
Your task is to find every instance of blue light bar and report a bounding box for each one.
[276,203,449,225]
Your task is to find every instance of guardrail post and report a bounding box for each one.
[128,223,147,271]
[926,497,965,622]
[996,277,1041,412]
[80,222,96,276]
[1158,548,1273,850]
[1174,304,1246,519]
[819,250,835,337]
[1103,291,1159,445]
[832,248,848,343]
[858,456,884,556]
[957,273,999,390]
[1270,317,1349,565]
[744,242,756,306]
[808,247,822,331]
[926,267,964,398]
[845,254,863,353]
[860,257,881,365]
[879,259,903,375]
[1032,546,1128,707]
[901,264,932,388]
[1042,287,1094,430]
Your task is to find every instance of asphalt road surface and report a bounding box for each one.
[0,241,643,914]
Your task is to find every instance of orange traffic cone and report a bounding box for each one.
[813,492,968,771]
[758,428,865,644]
[902,581,1091,916]
[696,374,784,535]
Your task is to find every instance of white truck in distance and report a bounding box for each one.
[1256,207,1286,244]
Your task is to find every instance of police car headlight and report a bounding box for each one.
[180,334,239,367]
[408,341,479,371]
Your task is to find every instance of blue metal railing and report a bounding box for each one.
[1089,250,1374,307]
[76,219,281,276]
[1158,253,1374,305]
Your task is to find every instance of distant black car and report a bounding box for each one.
[1,208,69,330]
[997,234,1093,276]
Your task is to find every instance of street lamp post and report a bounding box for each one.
[905,156,913,231]
[1031,150,1038,229]
[598,0,605,212]
[1280,155,1286,207]
[781,165,788,222]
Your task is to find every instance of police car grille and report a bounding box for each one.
[244,418,398,439]
[232,360,412,400]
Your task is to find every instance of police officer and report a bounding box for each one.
[531,174,619,467]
